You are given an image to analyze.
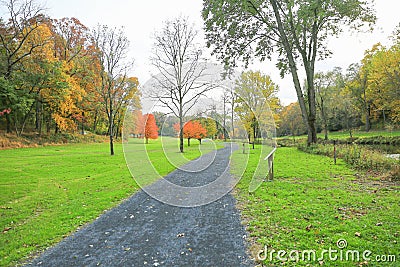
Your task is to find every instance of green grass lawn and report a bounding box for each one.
[286,129,400,141]
[324,129,400,139]
[0,137,217,266]
[232,146,399,266]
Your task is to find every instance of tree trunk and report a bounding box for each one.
[362,79,371,132]
[187,137,190,146]
[146,137,149,144]
[179,114,184,153]
[17,101,35,137]
[109,95,114,156]
[382,109,386,129]
[365,103,371,132]
[223,95,227,141]
[230,90,235,139]
[109,123,114,155]
[5,113,11,133]
[35,100,43,136]
[270,0,316,145]
[81,112,85,135]
[253,122,257,149]
[319,97,328,141]
[46,118,51,134]
[35,100,40,131]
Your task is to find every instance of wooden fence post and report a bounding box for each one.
[264,147,277,181]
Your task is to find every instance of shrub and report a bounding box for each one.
[297,142,399,181]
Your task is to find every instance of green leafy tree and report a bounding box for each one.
[199,117,218,139]
[314,68,345,140]
[234,70,280,148]
[278,102,307,139]
[202,0,376,144]
[0,0,47,133]
[366,43,400,125]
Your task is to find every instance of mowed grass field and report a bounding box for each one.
[288,129,400,140]
[232,146,399,266]
[0,137,217,266]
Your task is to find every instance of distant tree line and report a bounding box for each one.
[278,27,400,138]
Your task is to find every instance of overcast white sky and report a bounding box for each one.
[5,0,400,105]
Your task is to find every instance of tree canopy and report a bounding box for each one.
[202,0,376,144]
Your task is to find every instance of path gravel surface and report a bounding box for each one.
[27,143,252,267]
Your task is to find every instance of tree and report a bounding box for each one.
[234,70,280,148]
[202,0,376,144]
[7,22,64,136]
[133,109,144,137]
[346,61,372,132]
[174,120,207,146]
[51,17,94,135]
[149,16,215,153]
[143,113,159,144]
[199,117,217,139]
[366,43,400,125]
[337,87,360,138]
[314,68,344,140]
[112,76,140,139]
[278,102,307,139]
[153,111,167,135]
[92,25,132,155]
[0,0,47,133]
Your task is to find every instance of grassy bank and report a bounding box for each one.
[232,146,399,266]
[0,131,108,150]
[0,137,216,266]
[278,130,400,147]
[298,143,400,180]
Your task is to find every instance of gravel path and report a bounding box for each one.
[27,143,252,267]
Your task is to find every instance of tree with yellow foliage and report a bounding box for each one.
[234,70,280,148]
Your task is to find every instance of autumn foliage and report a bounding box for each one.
[0,6,140,141]
[174,120,207,146]
[143,114,159,144]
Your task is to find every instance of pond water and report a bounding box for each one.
[385,154,400,160]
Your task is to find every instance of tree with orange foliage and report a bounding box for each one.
[143,114,158,144]
[174,120,207,146]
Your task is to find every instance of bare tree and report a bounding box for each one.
[0,0,46,77]
[149,16,215,153]
[92,25,132,155]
